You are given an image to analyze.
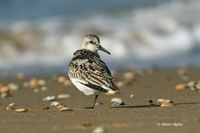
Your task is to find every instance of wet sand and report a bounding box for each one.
[0,68,200,133]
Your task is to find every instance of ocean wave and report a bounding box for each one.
[0,0,200,70]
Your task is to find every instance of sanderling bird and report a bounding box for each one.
[68,34,118,109]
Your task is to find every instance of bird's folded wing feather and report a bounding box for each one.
[69,57,117,91]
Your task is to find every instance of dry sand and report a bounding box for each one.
[0,68,200,133]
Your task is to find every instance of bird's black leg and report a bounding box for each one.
[84,95,99,109]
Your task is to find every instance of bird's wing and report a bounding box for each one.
[68,55,117,92]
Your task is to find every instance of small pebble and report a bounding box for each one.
[92,126,106,133]
[8,102,16,107]
[129,94,134,98]
[0,86,9,93]
[160,102,174,107]
[37,79,46,86]
[63,80,71,86]
[57,104,66,109]
[5,106,15,111]
[1,93,9,98]
[57,76,66,83]
[41,86,48,91]
[111,98,125,105]
[57,94,71,99]
[50,101,60,107]
[116,81,124,88]
[187,81,200,91]
[196,82,200,90]
[123,72,135,80]
[33,89,39,93]
[60,106,73,112]
[29,78,38,88]
[42,96,56,102]
[5,103,16,111]
[175,84,186,90]
[95,102,104,106]
[187,81,196,87]
[157,98,173,104]
[15,108,28,113]
[8,83,19,91]
[105,90,117,95]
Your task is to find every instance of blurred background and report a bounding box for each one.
[0,0,200,77]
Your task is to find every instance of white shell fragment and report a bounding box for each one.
[157,98,173,104]
[187,81,200,91]
[129,94,134,98]
[8,83,19,91]
[160,102,174,107]
[37,79,46,86]
[59,107,73,112]
[33,89,39,93]
[111,98,125,106]
[123,72,135,80]
[41,86,48,91]
[15,108,29,112]
[42,96,56,102]
[50,101,60,107]
[57,94,71,99]
[5,103,16,111]
[92,126,106,133]
[157,98,174,107]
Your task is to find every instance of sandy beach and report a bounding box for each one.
[0,67,200,133]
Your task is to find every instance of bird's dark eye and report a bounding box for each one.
[89,41,93,43]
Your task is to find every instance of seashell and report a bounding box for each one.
[1,93,9,98]
[59,106,73,112]
[29,78,38,88]
[37,79,46,86]
[175,84,186,90]
[57,76,66,83]
[129,94,134,98]
[116,81,124,88]
[15,108,28,112]
[160,102,174,107]
[5,103,16,111]
[111,98,125,105]
[92,126,106,133]
[157,98,173,104]
[50,101,60,107]
[63,80,71,86]
[42,96,55,102]
[0,86,9,93]
[8,102,16,107]
[57,94,71,99]
[8,83,19,91]
[41,86,48,91]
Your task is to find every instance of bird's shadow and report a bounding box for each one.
[111,102,200,109]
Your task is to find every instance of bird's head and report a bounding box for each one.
[81,34,110,54]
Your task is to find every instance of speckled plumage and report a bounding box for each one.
[67,34,117,108]
[68,49,117,94]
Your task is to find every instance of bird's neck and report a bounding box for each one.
[79,48,100,58]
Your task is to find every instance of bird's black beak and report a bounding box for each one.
[98,45,111,55]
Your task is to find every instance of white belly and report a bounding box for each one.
[70,78,99,96]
